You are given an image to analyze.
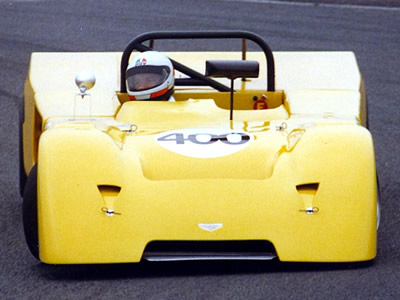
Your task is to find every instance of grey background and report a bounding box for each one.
[0,0,399,299]
[265,0,400,7]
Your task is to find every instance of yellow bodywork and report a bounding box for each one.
[23,51,377,263]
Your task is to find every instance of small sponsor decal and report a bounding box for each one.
[253,99,268,110]
[155,128,253,158]
[135,57,147,66]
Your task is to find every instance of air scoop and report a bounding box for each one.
[205,60,259,121]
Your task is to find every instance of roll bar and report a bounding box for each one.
[120,31,275,93]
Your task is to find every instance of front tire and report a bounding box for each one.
[19,101,27,197]
[23,164,39,260]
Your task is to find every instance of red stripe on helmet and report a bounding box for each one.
[151,87,169,99]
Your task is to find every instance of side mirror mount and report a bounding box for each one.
[75,71,96,99]
[206,60,259,121]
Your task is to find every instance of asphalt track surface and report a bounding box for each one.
[0,0,399,299]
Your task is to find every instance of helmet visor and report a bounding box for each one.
[126,65,170,92]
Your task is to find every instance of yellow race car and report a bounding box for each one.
[21,31,378,264]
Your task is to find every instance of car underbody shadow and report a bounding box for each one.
[34,258,375,281]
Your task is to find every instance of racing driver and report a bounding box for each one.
[126,51,175,101]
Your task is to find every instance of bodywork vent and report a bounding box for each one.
[142,240,277,261]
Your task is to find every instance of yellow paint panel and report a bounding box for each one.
[23,50,376,263]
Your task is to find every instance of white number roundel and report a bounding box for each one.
[155,128,253,158]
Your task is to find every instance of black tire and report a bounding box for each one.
[19,99,27,197]
[23,164,39,260]
[376,173,381,230]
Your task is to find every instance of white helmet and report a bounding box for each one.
[126,51,174,100]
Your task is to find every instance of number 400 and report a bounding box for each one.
[157,132,250,145]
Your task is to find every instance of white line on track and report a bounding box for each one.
[223,0,400,11]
